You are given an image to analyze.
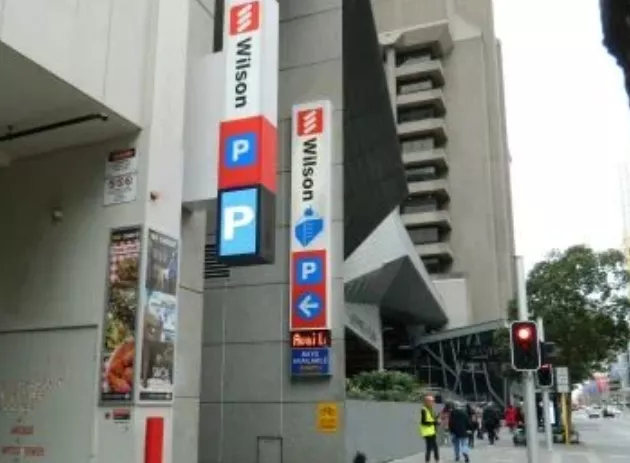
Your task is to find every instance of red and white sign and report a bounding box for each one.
[223,0,278,122]
[290,101,334,330]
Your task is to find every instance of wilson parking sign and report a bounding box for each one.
[216,0,279,265]
[290,101,333,331]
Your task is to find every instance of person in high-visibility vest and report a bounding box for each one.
[419,395,440,462]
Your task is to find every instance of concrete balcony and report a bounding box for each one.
[0,42,137,162]
[397,89,445,114]
[379,19,454,58]
[402,148,447,170]
[396,60,445,88]
[398,118,447,147]
[402,210,451,230]
[407,178,450,202]
[415,242,453,261]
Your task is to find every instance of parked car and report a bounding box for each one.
[587,407,601,418]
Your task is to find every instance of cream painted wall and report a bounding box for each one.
[433,278,471,329]
[0,0,156,125]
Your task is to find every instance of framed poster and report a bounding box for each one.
[100,227,142,403]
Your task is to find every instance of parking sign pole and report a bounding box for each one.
[537,316,553,451]
[516,256,539,463]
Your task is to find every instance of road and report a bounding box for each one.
[391,410,630,463]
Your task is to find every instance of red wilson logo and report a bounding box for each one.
[229,2,260,35]
[297,108,324,136]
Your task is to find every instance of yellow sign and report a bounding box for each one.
[316,402,339,433]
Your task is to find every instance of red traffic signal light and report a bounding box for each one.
[509,321,541,371]
[516,326,533,342]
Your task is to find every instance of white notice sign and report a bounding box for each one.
[104,149,138,206]
[556,366,570,393]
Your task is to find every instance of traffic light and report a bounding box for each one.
[537,364,554,388]
[509,321,541,371]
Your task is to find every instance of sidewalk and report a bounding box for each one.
[387,431,611,463]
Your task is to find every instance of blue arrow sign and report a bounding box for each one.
[295,293,323,320]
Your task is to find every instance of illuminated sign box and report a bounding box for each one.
[216,0,278,265]
[291,348,332,377]
[217,185,275,265]
[291,329,331,349]
[289,101,333,331]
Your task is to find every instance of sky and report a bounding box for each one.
[493,0,630,270]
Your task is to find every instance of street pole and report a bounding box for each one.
[516,256,539,463]
[537,316,553,451]
[561,393,570,446]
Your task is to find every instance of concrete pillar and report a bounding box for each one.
[200,1,346,462]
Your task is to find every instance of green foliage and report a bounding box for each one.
[495,245,630,384]
[346,370,426,402]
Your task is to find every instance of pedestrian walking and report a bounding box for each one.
[449,403,473,462]
[419,395,440,463]
[466,403,477,448]
[482,403,500,445]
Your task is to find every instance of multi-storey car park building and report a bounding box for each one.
[370,0,517,403]
[0,1,515,462]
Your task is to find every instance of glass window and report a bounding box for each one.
[406,166,438,182]
[398,106,436,123]
[401,136,435,153]
[401,197,438,214]
[399,79,433,95]
[408,226,440,244]
[396,49,432,66]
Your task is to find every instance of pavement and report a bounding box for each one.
[390,410,630,463]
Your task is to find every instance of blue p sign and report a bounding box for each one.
[296,255,324,285]
[218,188,258,257]
[225,132,257,168]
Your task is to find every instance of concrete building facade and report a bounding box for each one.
[372,0,516,326]
[0,1,452,463]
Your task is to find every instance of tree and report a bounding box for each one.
[495,245,630,387]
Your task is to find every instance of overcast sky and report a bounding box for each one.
[493,0,630,269]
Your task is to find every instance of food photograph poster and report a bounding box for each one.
[139,229,179,402]
[100,226,142,403]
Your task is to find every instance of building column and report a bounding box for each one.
[95,0,191,461]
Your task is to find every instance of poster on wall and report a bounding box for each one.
[100,226,142,403]
[138,230,179,402]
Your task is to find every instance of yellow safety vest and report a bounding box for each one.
[419,406,437,437]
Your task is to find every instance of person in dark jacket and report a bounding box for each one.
[482,403,500,444]
[449,403,472,462]
[466,404,477,448]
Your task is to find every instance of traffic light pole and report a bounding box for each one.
[516,256,539,463]
[537,316,553,452]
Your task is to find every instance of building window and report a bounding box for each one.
[401,136,435,153]
[396,48,432,67]
[398,78,433,95]
[401,196,439,214]
[422,256,450,274]
[398,106,436,123]
[406,165,438,182]
[408,226,440,244]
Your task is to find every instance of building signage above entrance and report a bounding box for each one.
[217,0,278,265]
[290,101,333,331]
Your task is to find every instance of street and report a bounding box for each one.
[392,410,630,463]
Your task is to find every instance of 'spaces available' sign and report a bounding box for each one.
[289,101,334,378]
[217,0,279,265]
